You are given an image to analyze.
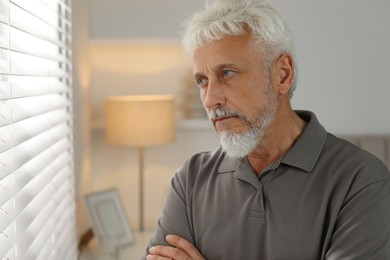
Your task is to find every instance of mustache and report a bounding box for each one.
[208,107,250,125]
[208,107,241,120]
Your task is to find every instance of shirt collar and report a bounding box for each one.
[217,154,241,173]
[217,110,327,174]
[281,110,327,172]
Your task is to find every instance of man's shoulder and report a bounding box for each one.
[180,147,225,172]
[173,147,226,184]
[324,133,390,182]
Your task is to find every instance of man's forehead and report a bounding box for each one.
[192,40,260,74]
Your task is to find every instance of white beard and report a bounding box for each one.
[208,84,278,159]
[219,128,263,158]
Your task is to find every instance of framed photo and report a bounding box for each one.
[84,188,134,247]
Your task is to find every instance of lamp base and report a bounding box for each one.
[138,147,144,232]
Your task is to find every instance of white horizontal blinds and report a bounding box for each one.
[0,0,76,259]
[0,0,14,258]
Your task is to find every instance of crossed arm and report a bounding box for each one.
[146,235,204,260]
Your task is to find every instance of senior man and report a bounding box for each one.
[145,0,390,259]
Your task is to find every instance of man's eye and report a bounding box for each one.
[222,70,234,78]
[196,78,208,87]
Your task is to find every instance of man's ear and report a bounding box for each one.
[273,53,294,95]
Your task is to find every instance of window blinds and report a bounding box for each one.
[0,0,76,259]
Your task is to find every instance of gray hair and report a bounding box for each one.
[182,0,297,96]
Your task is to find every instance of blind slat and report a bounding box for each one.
[21,218,55,260]
[36,242,54,260]
[10,3,68,45]
[55,222,76,259]
[16,201,54,258]
[0,94,70,127]
[0,48,10,73]
[0,122,11,153]
[1,110,70,153]
[0,74,10,100]
[0,197,13,233]
[0,22,10,49]
[0,109,70,153]
[0,75,68,100]
[14,152,71,205]
[0,221,15,257]
[0,0,10,25]
[12,0,72,27]
[0,172,12,206]
[14,169,55,220]
[11,127,70,173]
[10,51,67,76]
[13,140,71,193]
[0,149,12,180]
[10,27,66,61]
[11,0,61,29]
[14,160,72,240]
[54,189,73,226]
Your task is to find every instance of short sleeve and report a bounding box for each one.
[143,166,194,259]
[325,180,390,259]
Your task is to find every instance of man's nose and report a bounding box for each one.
[202,81,226,110]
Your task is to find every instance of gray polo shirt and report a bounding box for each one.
[145,111,390,260]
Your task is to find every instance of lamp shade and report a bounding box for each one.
[106,95,175,147]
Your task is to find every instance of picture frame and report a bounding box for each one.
[84,188,134,248]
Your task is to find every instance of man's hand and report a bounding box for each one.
[147,234,205,260]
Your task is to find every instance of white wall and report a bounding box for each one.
[272,0,390,135]
[84,0,390,231]
[90,0,204,39]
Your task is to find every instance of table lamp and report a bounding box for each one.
[105,95,175,231]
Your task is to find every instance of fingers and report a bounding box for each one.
[165,235,204,259]
[146,253,170,260]
[147,235,205,260]
[147,245,188,260]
